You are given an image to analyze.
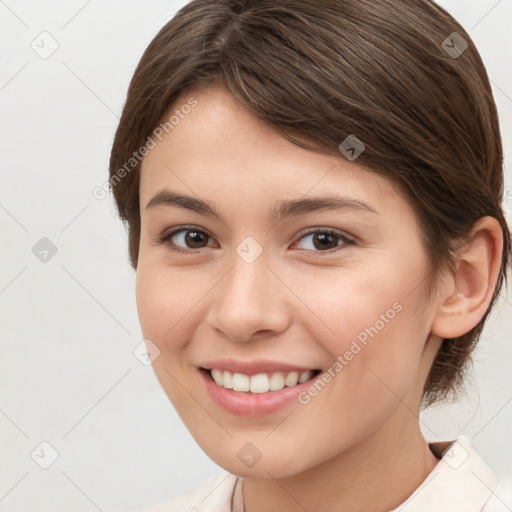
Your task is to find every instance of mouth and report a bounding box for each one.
[200,367,322,394]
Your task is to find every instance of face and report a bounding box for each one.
[136,86,441,478]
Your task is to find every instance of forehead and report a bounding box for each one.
[139,87,408,221]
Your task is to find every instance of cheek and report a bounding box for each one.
[135,268,165,340]
[289,300,427,469]
[302,261,429,403]
[135,265,194,352]
[135,265,201,408]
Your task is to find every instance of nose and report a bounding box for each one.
[205,246,292,343]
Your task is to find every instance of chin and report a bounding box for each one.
[199,441,314,479]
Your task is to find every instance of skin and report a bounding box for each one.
[135,86,503,512]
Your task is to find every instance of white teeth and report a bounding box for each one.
[298,370,311,383]
[211,369,223,385]
[249,373,269,393]
[232,373,250,392]
[208,368,316,393]
[223,370,233,389]
[269,372,285,391]
[284,371,299,387]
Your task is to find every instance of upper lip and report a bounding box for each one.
[199,358,319,376]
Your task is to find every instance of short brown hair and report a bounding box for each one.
[109,0,511,406]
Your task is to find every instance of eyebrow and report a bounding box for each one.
[145,189,379,221]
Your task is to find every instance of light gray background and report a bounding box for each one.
[1,1,511,511]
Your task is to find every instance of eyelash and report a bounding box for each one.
[156,225,355,257]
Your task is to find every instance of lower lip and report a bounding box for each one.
[198,368,320,417]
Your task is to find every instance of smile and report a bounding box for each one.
[205,368,322,393]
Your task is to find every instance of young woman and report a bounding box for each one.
[108,1,511,510]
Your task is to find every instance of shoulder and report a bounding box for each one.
[135,472,238,512]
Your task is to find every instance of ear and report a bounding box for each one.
[431,216,504,339]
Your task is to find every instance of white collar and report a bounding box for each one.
[388,436,497,511]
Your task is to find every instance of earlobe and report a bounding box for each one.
[431,217,503,339]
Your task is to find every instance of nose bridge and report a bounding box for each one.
[206,236,290,341]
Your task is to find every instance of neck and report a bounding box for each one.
[242,409,439,512]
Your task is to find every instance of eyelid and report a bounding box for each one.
[294,226,355,244]
[159,224,213,240]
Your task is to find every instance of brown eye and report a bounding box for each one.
[158,226,214,254]
[294,229,354,254]
[178,230,209,249]
[157,226,354,256]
